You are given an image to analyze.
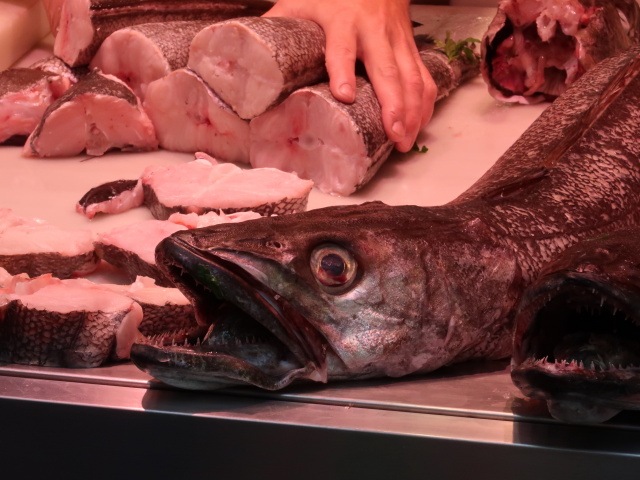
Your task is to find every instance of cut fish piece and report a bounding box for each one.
[96,219,187,286]
[0,274,144,367]
[142,157,314,219]
[68,276,196,338]
[481,0,640,103]
[76,179,144,219]
[250,44,479,196]
[0,57,78,145]
[168,210,261,228]
[189,16,327,119]
[53,0,273,66]
[143,68,250,163]
[23,71,158,157]
[0,209,98,279]
[91,20,213,100]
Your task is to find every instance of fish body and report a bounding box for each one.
[91,20,213,99]
[53,0,273,66]
[188,16,327,120]
[511,228,640,423]
[131,46,640,391]
[249,42,480,196]
[481,0,640,103]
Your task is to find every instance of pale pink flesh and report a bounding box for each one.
[141,158,314,209]
[143,69,250,163]
[189,23,283,119]
[98,220,187,265]
[24,88,158,158]
[168,210,262,228]
[90,29,171,100]
[0,80,55,143]
[53,0,94,65]
[250,90,369,196]
[76,180,145,219]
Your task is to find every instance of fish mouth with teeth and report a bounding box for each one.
[511,273,640,423]
[130,235,329,391]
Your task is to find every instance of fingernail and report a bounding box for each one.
[339,83,355,102]
[392,121,405,138]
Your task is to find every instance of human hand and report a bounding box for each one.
[263,0,437,152]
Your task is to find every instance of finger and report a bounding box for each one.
[323,23,358,104]
[360,33,406,144]
[393,44,427,152]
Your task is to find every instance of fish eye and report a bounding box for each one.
[310,244,358,293]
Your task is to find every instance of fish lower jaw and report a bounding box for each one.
[520,356,640,375]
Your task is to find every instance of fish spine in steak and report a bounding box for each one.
[54,0,273,66]
[143,68,250,163]
[188,16,327,119]
[91,20,213,99]
[24,71,158,158]
[250,43,480,196]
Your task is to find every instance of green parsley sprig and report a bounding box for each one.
[435,31,481,64]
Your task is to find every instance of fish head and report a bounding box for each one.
[511,230,640,423]
[130,202,522,391]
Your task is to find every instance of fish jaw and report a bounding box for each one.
[131,202,522,390]
[512,272,640,423]
[131,229,330,390]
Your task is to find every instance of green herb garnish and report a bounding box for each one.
[435,31,481,64]
[412,143,428,154]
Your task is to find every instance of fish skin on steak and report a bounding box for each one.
[91,20,214,100]
[188,16,327,120]
[23,71,158,158]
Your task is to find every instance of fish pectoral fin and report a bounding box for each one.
[482,166,550,202]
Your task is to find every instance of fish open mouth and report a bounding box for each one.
[130,236,328,391]
[511,275,640,421]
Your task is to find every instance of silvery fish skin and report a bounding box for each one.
[511,228,640,423]
[54,0,273,66]
[130,45,640,391]
[481,0,640,103]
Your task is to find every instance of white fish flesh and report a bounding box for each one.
[143,68,250,163]
[250,44,480,196]
[91,20,213,100]
[141,157,314,218]
[23,71,158,158]
[76,179,144,219]
[188,16,327,119]
[53,0,273,66]
[0,209,98,279]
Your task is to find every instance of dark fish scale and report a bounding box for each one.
[138,302,195,337]
[77,179,139,208]
[0,303,122,368]
[0,69,49,98]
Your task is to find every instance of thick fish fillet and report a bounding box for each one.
[0,209,98,279]
[53,0,273,66]
[189,16,326,119]
[0,274,143,367]
[91,20,213,100]
[142,157,314,219]
[481,0,640,103]
[143,68,250,163]
[250,44,480,196]
[0,57,78,145]
[23,71,158,158]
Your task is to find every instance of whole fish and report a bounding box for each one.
[130,45,640,391]
[511,227,640,423]
[481,0,640,103]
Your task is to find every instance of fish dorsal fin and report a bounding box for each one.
[480,166,550,202]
